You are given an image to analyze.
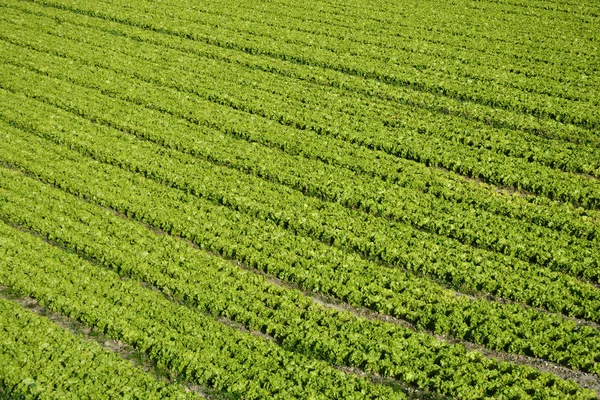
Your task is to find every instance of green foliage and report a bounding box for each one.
[0,0,598,398]
[0,128,598,398]
[0,298,196,399]
[1,91,600,376]
[0,19,598,285]
[0,223,400,399]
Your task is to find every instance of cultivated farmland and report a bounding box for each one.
[0,0,599,398]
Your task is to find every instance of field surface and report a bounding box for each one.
[0,0,599,398]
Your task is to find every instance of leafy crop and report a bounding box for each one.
[0,298,196,399]
[0,0,599,398]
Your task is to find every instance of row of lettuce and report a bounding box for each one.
[195,0,600,97]
[0,296,198,399]
[1,114,600,378]
[127,0,600,106]
[0,166,596,399]
[4,2,600,223]
[2,18,600,374]
[21,0,590,149]
[4,1,600,211]
[1,1,598,397]
[0,223,408,399]
[2,56,600,319]
[4,6,600,183]
[2,15,600,282]
[11,0,599,130]
[2,24,600,274]
[179,0,599,81]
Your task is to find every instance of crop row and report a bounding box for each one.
[111,0,599,105]
[0,221,404,399]
[0,296,198,399]
[245,0,599,72]
[4,6,600,184]
[4,5,600,217]
[2,49,600,295]
[23,0,600,129]
[10,0,597,152]
[2,1,598,399]
[2,75,600,323]
[279,0,600,58]
[466,0,599,20]
[4,6,600,239]
[1,169,598,399]
[8,0,597,168]
[213,0,600,67]
[1,119,600,376]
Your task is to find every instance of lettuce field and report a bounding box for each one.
[1,0,600,398]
